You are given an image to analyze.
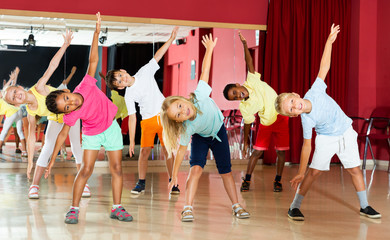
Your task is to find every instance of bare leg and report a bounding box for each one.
[107,150,123,205]
[297,168,323,196]
[72,150,99,207]
[245,150,264,175]
[32,166,46,186]
[138,147,152,180]
[276,150,286,176]
[220,172,239,204]
[346,166,365,192]
[185,166,203,206]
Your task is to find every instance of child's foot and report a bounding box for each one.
[273,181,283,192]
[170,185,180,195]
[232,204,250,219]
[82,184,91,198]
[65,208,79,224]
[360,206,381,219]
[240,178,250,192]
[28,185,39,199]
[288,208,305,221]
[181,207,194,222]
[15,148,22,153]
[131,181,145,194]
[110,206,133,222]
[21,151,28,157]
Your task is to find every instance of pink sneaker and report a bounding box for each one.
[82,184,91,198]
[28,185,39,199]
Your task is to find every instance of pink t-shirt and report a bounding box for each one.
[63,74,117,136]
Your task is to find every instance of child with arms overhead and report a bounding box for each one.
[104,27,179,195]
[45,12,133,224]
[162,34,250,222]
[275,24,381,221]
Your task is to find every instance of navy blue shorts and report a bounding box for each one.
[190,124,232,174]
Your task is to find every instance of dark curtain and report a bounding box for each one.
[263,0,351,164]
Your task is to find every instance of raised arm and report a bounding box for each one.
[87,12,101,77]
[3,67,20,89]
[290,138,312,190]
[154,27,178,63]
[199,34,218,85]
[62,66,77,85]
[35,29,73,95]
[238,32,255,74]
[317,24,340,80]
[167,144,188,191]
[45,124,71,178]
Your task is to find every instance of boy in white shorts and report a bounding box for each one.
[275,24,381,221]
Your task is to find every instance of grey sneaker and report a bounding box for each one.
[110,206,133,222]
[65,208,79,224]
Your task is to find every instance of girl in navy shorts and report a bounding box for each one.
[161,34,250,222]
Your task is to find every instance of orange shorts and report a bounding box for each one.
[140,115,164,148]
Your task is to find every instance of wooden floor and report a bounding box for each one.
[0,147,389,240]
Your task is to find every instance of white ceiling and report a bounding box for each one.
[0,14,197,47]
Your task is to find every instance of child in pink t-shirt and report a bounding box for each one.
[44,13,132,224]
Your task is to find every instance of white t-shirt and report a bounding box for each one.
[124,58,165,120]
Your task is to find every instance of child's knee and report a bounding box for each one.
[189,165,203,178]
[110,163,123,176]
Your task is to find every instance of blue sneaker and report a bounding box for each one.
[131,181,145,194]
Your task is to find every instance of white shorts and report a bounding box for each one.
[310,126,360,171]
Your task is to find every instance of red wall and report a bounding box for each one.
[348,0,390,161]
[1,0,268,25]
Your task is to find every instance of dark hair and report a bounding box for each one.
[46,90,65,114]
[105,70,120,91]
[223,84,236,100]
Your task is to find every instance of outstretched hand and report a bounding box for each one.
[290,174,304,191]
[328,24,340,44]
[168,176,178,192]
[238,31,247,44]
[201,33,218,50]
[170,26,179,40]
[95,12,101,34]
[63,29,74,47]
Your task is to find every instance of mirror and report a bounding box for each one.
[0,13,264,162]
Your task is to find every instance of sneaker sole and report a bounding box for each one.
[170,191,180,195]
[273,188,283,192]
[110,215,133,222]
[360,212,382,219]
[240,189,249,192]
[65,219,78,224]
[287,214,304,221]
[82,193,91,198]
[28,194,39,199]
[131,190,145,195]
[235,215,250,219]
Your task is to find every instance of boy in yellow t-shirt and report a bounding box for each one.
[223,32,289,192]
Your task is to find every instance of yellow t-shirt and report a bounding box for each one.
[26,85,64,123]
[239,72,278,126]
[0,99,19,117]
[111,90,128,120]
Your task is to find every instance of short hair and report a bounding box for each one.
[274,92,294,116]
[223,84,236,100]
[46,90,66,114]
[105,70,121,91]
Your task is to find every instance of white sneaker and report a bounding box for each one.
[28,185,39,199]
[82,184,91,198]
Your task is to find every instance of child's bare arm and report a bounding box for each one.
[62,66,77,85]
[168,144,188,191]
[290,138,312,190]
[154,27,178,63]
[87,12,101,77]
[317,24,340,81]
[199,34,218,85]
[3,67,20,89]
[238,32,255,74]
[36,29,73,95]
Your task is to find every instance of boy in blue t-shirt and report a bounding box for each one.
[275,24,381,221]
